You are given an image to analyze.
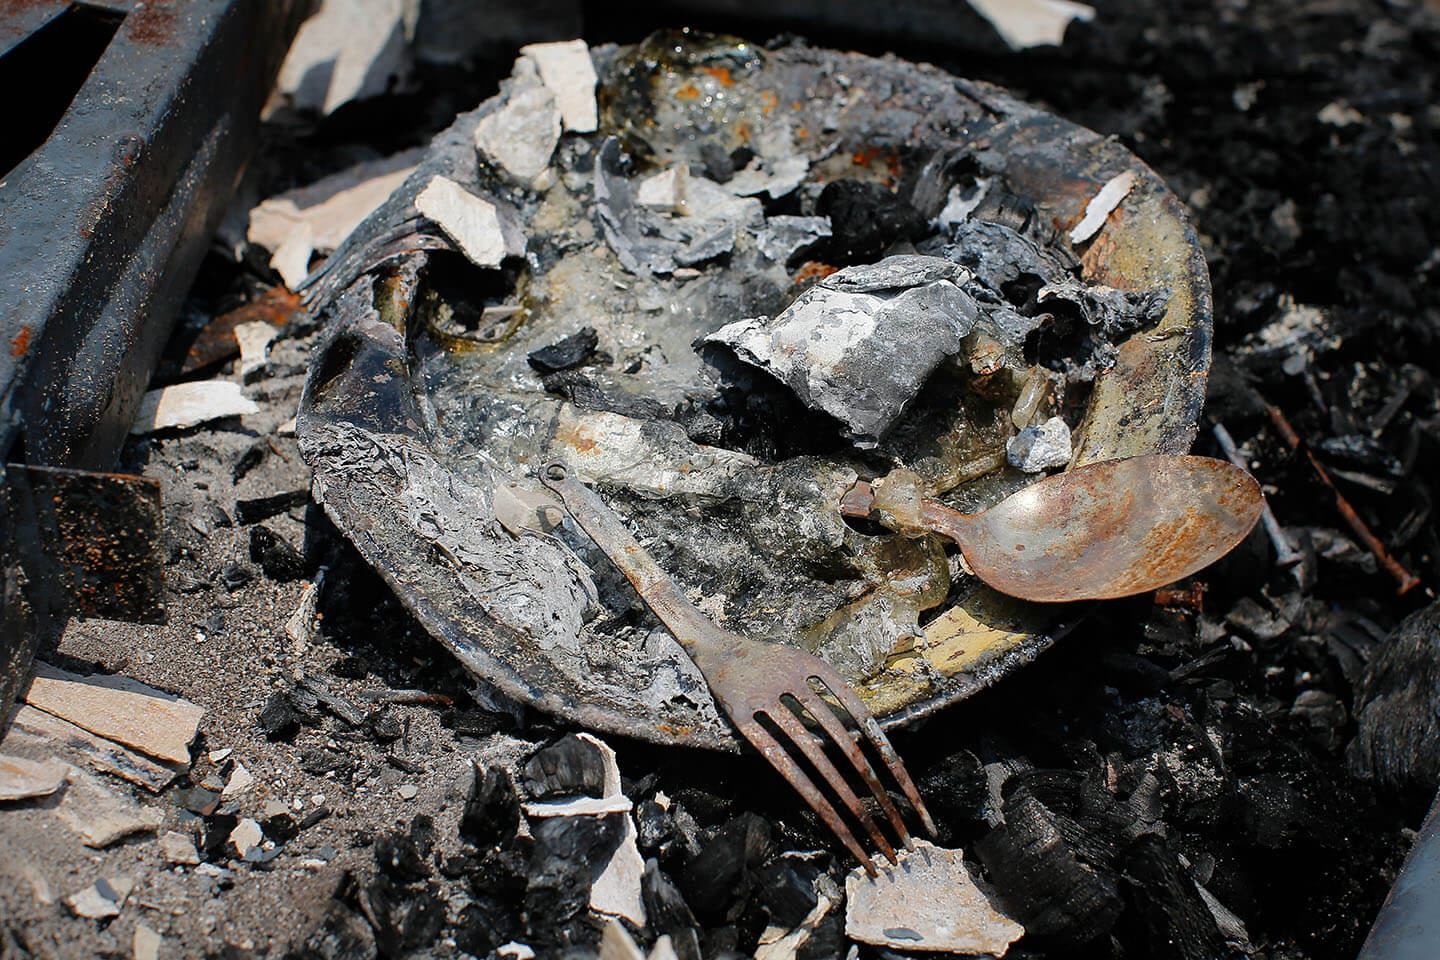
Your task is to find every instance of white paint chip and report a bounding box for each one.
[474,77,562,181]
[845,841,1025,955]
[222,762,255,797]
[520,40,598,132]
[234,321,277,381]
[415,176,525,268]
[130,381,260,435]
[229,818,263,857]
[966,0,1096,51]
[1068,169,1138,244]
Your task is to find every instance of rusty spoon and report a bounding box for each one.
[841,455,1264,603]
[540,460,935,874]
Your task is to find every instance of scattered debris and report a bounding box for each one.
[23,662,204,764]
[475,60,562,181]
[133,923,163,960]
[247,151,419,289]
[528,328,600,375]
[414,176,526,267]
[398,784,419,800]
[0,753,68,801]
[1068,170,1138,244]
[965,0,1096,51]
[230,817,264,858]
[161,830,201,865]
[1349,600,1440,790]
[1007,416,1072,472]
[222,762,256,797]
[845,841,1025,954]
[65,876,134,920]
[235,321,278,382]
[520,40,599,132]
[817,179,928,264]
[705,256,978,445]
[750,215,831,264]
[754,881,839,960]
[129,381,260,435]
[271,0,410,116]
[521,734,646,926]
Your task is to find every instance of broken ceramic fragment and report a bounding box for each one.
[845,840,1025,954]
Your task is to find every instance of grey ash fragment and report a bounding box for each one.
[704,255,979,446]
[749,215,831,265]
[1007,416,1073,472]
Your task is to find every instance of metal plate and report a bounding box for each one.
[299,38,1211,750]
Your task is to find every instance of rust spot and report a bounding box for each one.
[852,145,883,167]
[702,66,735,86]
[675,83,700,100]
[792,262,838,284]
[127,2,178,45]
[10,325,33,357]
[181,287,304,374]
[759,90,778,113]
[735,122,751,142]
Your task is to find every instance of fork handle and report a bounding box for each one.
[540,462,725,656]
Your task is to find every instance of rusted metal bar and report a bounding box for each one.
[1258,399,1420,594]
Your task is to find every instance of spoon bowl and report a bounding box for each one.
[843,456,1263,603]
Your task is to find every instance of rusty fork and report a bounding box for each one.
[540,461,936,874]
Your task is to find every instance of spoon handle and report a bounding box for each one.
[839,481,975,545]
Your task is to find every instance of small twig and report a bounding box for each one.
[1257,398,1421,595]
[1211,422,1302,568]
[356,689,455,707]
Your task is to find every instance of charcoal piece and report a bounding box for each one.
[1289,689,1348,752]
[642,859,702,960]
[539,369,667,420]
[365,710,403,743]
[375,830,430,882]
[1122,835,1235,960]
[816,179,928,264]
[233,439,268,482]
[729,146,755,172]
[202,813,241,860]
[360,876,446,956]
[455,899,519,958]
[528,327,600,374]
[1349,600,1440,791]
[176,786,221,816]
[679,812,773,920]
[471,844,530,901]
[441,706,510,738]
[704,255,978,445]
[525,813,625,944]
[699,141,736,182]
[460,763,522,850]
[299,806,331,831]
[409,814,436,857]
[1317,433,1405,476]
[944,218,1072,293]
[258,691,303,742]
[523,733,608,799]
[300,747,355,778]
[917,750,988,829]
[1030,281,1170,382]
[235,489,310,525]
[288,876,375,960]
[974,787,1123,944]
[634,798,675,852]
[439,853,480,878]
[753,857,820,928]
[263,810,300,844]
[219,562,254,591]
[249,525,308,581]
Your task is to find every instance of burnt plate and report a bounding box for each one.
[297,33,1211,750]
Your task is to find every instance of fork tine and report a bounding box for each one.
[766,701,898,862]
[792,686,914,850]
[734,713,879,877]
[813,673,938,837]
